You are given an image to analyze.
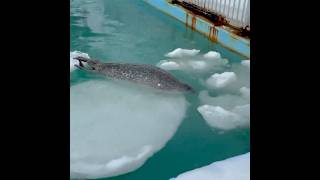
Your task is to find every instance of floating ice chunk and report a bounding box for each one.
[206,72,237,89]
[165,48,200,58]
[210,58,229,67]
[158,58,225,74]
[197,105,243,130]
[203,51,228,68]
[157,60,181,70]
[70,80,188,179]
[198,90,250,130]
[158,50,228,74]
[70,51,90,72]
[188,61,207,70]
[241,60,250,68]
[198,90,248,110]
[171,152,250,180]
[203,51,221,59]
[240,87,250,99]
[233,104,250,120]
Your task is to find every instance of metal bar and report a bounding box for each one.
[231,0,236,21]
[236,0,241,22]
[214,0,218,13]
[239,0,246,26]
[242,0,249,27]
[245,0,250,26]
[219,0,222,14]
[223,0,227,15]
[225,0,230,18]
[211,0,215,13]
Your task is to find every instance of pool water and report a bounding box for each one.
[70,0,250,180]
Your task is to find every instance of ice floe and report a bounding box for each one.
[70,80,188,179]
[165,48,200,58]
[158,50,229,74]
[203,51,221,60]
[239,87,250,99]
[157,60,181,70]
[205,72,237,89]
[197,90,250,130]
[241,60,250,68]
[171,152,250,180]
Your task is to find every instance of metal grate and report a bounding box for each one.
[178,0,250,28]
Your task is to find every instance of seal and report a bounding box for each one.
[74,57,195,93]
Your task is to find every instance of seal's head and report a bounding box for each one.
[74,56,103,72]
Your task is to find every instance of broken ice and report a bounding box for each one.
[165,48,200,58]
[70,80,188,179]
[171,152,250,180]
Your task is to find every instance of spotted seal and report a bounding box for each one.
[74,57,195,93]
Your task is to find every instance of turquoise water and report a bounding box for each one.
[71,0,249,179]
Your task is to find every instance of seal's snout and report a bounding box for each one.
[74,56,99,72]
[74,56,89,62]
[74,56,89,67]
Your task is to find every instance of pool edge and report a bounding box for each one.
[144,0,250,58]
